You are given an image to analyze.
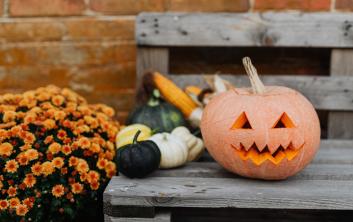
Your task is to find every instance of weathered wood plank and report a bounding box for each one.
[103,204,155,218]
[328,49,353,138]
[136,12,353,47]
[172,208,353,222]
[167,74,353,111]
[104,176,353,210]
[104,212,171,222]
[150,162,353,180]
[136,47,169,89]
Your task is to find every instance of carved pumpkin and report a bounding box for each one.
[200,57,320,180]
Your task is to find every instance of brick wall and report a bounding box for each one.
[0,0,352,122]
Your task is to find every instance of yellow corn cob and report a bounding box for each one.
[185,86,202,96]
[153,72,198,117]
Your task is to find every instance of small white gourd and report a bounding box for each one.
[171,127,204,162]
[149,133,188,169]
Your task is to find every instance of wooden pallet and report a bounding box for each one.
[104,12,353,221]
[135,12,353,139]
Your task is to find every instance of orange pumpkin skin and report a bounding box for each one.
[200,86,321,180]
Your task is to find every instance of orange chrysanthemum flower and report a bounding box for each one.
[23,197,34,209]
[0,200,9,210]
[31,162,42,176]
[104,150,114,160]
[43,119,56,129]
[57,130,67,140]
[17,153,29,166]
[7,186,17,197]
[44,135,54,144]
[9,198,20,209]
[0,142,13,156]
[105,161,116,172]
[24,133,36,144]
[80,173,87,182]
[52,95,65,107]
[62,145,72,155]
[20,144,31,151]
[71,182,83,194]
[69,156,78,167]
[23,113,36,124]
[54,111,66,121]
[90,181,99,190]
[48,142,61,154]
[41,161,55,176]
[52,185,65,198]
[76,160,89,174]
[5,160,19,173]
[90,143,101,153]
[26,149,39,161]
[52,157,64,168]
[10,126,21,136]
[87,170,100,183]
[16,204,28,216]
[78,137,90,149]
[23,174,36,188]
[96,158,107,170]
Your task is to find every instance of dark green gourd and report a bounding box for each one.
[116,130,161,178]
[127,90,186,133]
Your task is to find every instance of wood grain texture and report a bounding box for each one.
[167,74,353,111]
[172,208,353,222]
[104,212,171,222]
[328,49,353,138]
[136,47,169,90]
[150,162,353,180]
[104,176,353,210]
[136,13,353,47]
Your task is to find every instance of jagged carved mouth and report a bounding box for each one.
[231,143,304,166]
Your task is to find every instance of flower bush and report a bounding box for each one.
[0,85,119,221]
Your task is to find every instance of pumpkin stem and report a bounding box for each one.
[242,57,266,94]
[133,130,142,144]
[147,89,161,107]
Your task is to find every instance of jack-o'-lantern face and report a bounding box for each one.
[200,57,321,180]
[230,111,303,166]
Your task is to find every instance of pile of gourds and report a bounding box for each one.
[115,73,208,178]
[116,57,322,181]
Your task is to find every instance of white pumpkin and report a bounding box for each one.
[149,133,188,169]
[171,126,204,162]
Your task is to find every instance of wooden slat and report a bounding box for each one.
[167,74,353,111]
[104,212,171,222]
[328,49,353,138]
[104,176,353,210]
[150,162,353,181]
[136,47,169,90]
[136,12,353,47]
[172,208,353,222]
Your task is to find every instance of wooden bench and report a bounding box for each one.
[104,12,353,221]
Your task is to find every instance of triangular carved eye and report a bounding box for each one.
[231,112,253,129]
[273,113,295,128]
